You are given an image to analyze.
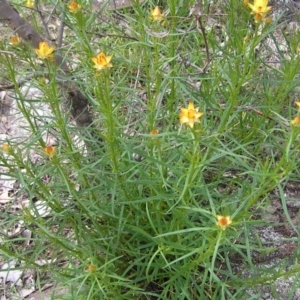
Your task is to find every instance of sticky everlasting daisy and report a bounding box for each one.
[68,0,81,13]
[216,215,232,230]
[88,264,96,272]
[291,116,300,126]
[291,102,300,126]
[295,101,300,111]
[10,35,21,45]
[151,6,164,21]
[1,143,11,153]
[150,129,159,135]
[44,145,56,157]
[179,102,203,128]
[25,0,34,8]
[245,0,271,22]
[35,41,55,60]
[91,52,113,71]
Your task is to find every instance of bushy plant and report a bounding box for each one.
[1,0,300,299]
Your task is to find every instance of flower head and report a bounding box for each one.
[291,116,300,126]
[1,143,11,154]
[253,13,263,22]
[246,0,271,14]
[245,0,271,22]
[91,52,113,71]
[10,35,21,45]
[88,264,96,272]
[216,215,232,230]
[179,102,203,128]
[68,0,81,13]
[150,129,159,135]
[44,145,56,157]
[35,41,55,61]
[243,35,250,42]
[25,0,34,8]
[151,6,164,21]
[295,101,300,111]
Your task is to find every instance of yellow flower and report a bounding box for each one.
[150,129,159,135]
[88,264,96,272]
[10,35,21,45]
[291,116,300,126]
[246,0,271,22]
[254,13,263,22]
[295,101,300,111]
[91,52,113,71]
[151,6,164,21]
[179,102,203,128]
[35,41,55,60]
[253,13,271,23]
[25,0,34,8]
[243,35,250,42]
[216,215,232,230]
[1,143,11,153]
[68,0,81,13]
[44,145,56,157]
[246,0,271,14]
